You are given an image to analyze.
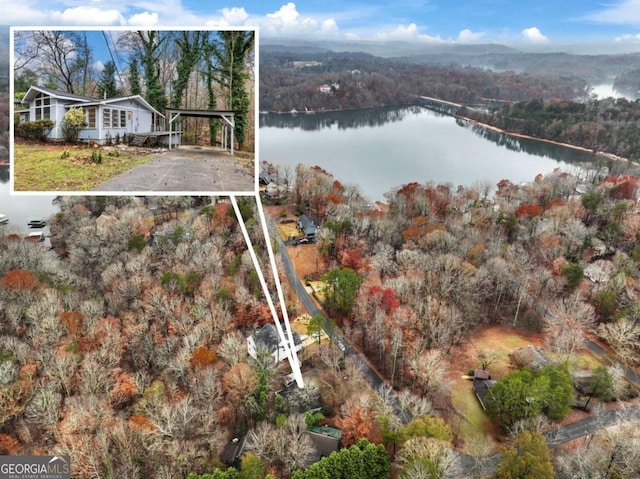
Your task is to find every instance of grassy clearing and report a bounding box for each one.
[14,143,154,191]
[277,221,300,240]
[451,386,499,453]
[569,350,605,370]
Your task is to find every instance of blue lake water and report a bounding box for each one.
[260,106,602,201]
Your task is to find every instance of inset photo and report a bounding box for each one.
[11,27,256,194]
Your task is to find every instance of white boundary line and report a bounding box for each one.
[231,195,304,388]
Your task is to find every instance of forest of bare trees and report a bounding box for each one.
[276,160,640,477]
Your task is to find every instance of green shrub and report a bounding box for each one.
[15,119,55,141]
[61,107,87,143]
[90,149,103,164]
[127,234,147,252]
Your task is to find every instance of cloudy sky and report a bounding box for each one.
[3,0,640,47]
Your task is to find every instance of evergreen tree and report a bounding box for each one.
[136,30,167,113]
[171,31,208,108]
[129,58,141,96]
[292,440,390,479]
[96,60,119,99]
[321,267,363,318]
[210,31,254,149]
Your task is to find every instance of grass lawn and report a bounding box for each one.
[14,143,154,191]
[451,386,500,453]
[277,221,300,240]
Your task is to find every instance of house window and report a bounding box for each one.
[112,109,120,128]
[103,108,111,128]
[85,107,96,128]
[120,110,126,127]
[35,93,50,120]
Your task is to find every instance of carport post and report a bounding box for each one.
[220,114,235,156]
[169,112,181,150]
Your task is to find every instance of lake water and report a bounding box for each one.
[260,106,603,201]
[0,169,58,234]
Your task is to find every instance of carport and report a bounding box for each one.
[167,108,237,155]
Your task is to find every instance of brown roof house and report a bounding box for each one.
[305,425,342,461]
[510,345,554,371]
[221,436,246,468]
[472,370,496,411]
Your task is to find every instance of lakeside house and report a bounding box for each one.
[510,345,553,371]
[297,214,318,239]
[19,85,173,146]
[472,369,496,411]
[306,425,342,460]
[247,323,303,364]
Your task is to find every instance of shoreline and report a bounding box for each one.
[456,115,631,163]
[265,103,632,165]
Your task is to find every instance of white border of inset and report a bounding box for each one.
[10,25,258,197]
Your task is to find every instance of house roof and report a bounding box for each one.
[253,323,301,352]
[306,426,342,458]
[511,345,553,371]
[21,85,97,103]
[21,85,165,119]
[221,437,245,466]
[298,214,317,235]
[473,379,497,411]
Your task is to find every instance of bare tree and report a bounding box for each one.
[409,349,451,399]
[598,317,640,365]
[18,31,87,92]
[398,437,460,479]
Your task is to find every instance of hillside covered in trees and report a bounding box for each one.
[463,97,640,161]
[260,48,588,113]
[0,196,290,477]
[266,159,640,477]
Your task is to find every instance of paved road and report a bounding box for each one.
[275,231,409,420]
[546,405,640,447]
[93,146,254,192]
[540,306,640,385]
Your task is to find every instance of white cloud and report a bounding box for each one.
[50,6,125,25]
[375,23,447,43]
[458,29,485,43]
[127,11,158,26]
[0,0,50,25]
[581,0,640,26]
[93,60,105,72]
[221,7,249,25]
[266,2,300,26]
[521,26,549,44]
[615,33,640,42]
[255,2,340,38]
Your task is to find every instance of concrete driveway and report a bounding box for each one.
[93,145,255,193]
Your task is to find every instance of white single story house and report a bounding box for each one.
[19,85,174,145]
[247,323,303,364]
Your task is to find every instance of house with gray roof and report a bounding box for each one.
[305,425,342,460]
[247,323,303,364]
[510,345,554,371]
[297,214,317,239]
[19,85,170,145]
